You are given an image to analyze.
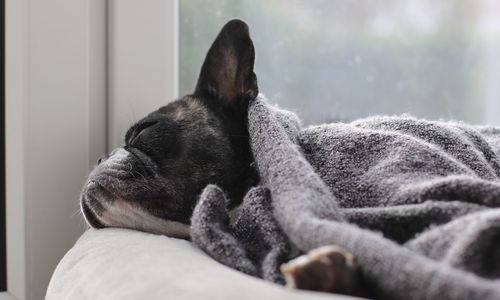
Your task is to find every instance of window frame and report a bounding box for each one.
[3,0,109,299]
[4,1,178,299]
[107,0,179,149]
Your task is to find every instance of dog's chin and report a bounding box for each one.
[80,193,106,229]
[79,179,116,229]
[80,170,191,239]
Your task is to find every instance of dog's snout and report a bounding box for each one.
[96,153,112,165]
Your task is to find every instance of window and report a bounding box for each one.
[180,0,500,126]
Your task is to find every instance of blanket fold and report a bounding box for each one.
[191,95,500,300]
[191,184,291,283]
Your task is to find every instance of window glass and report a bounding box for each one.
[180,0,500,125]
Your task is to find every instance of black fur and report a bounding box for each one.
[81,19,258,229]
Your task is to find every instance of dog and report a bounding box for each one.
[81,19,359,295]
[81,19,259,236]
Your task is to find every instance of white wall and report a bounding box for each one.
[5,0,178,298]
[5,0,28,297]
[108,0,179,149]
[5,0,107,299]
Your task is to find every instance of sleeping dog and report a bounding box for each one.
[81,20,258,237]
[81,19,360,294]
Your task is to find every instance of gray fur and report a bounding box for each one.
[191,94,500,299]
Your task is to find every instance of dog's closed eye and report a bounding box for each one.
[126,120,160,145]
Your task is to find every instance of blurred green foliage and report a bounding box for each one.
[180,0,494,124]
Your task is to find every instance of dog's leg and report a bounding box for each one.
[281,245,364,296]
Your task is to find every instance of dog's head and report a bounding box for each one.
[80,19,259,238]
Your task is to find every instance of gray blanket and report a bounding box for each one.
[191,95,500,300]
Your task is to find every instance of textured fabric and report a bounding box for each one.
[46,229,356,300]
[191,95,500,300]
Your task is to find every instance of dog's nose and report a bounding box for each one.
[96,155,106,165]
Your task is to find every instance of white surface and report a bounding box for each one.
[46,229,356,300]
[5,0,28,297]
[6,1,178,298]
[0,292,17,300]
[5,0,107,299]
[108,0,179,149]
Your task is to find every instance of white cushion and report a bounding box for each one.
[46,229,358,300]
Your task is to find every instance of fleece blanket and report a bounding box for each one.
[191,95,500,300]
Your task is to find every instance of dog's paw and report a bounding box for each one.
[280,245,360,295]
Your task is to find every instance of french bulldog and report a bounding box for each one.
[80,19,358,295]
[80,19,259,237]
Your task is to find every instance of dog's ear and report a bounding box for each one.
[195,19,258,104]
